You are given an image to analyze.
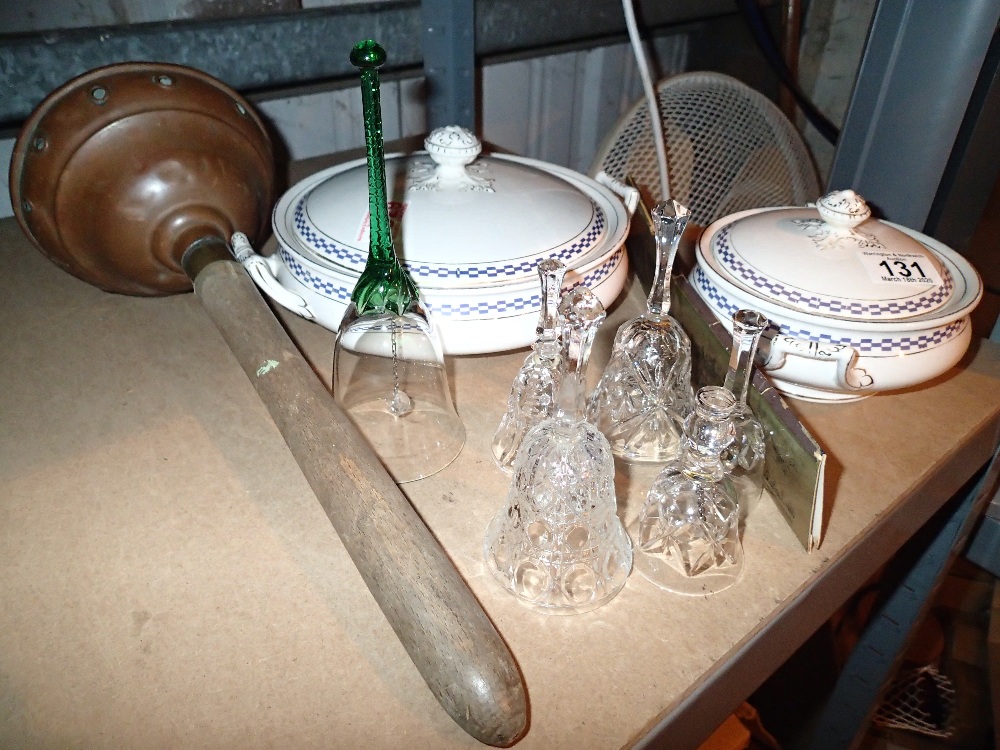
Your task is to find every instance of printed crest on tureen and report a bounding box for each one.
[791,217,886,251]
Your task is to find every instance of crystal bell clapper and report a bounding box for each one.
[722,309,769,519]
[588,200,695,462]
[333,40,465,483]
[629,386,744,596]
[483,286,632,614]
[491,259,568,472]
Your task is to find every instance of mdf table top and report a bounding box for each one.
[2,174,998,750]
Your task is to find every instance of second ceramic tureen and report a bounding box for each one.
[238,126,636,354]
[692,190,983,402]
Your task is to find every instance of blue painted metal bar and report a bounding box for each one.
[0,0,730,128]
[0,3,425,129]
[963,321,1000,576]
[827,0,1000,230]
[422,0,476,130]
[965,514,1000,578]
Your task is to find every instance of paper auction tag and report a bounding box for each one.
[859,250,943,287]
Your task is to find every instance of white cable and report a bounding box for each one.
[621,0,671,201]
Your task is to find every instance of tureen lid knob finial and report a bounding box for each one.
[817,189,871,230]
[424,125,482,168]
[415,125,493,192]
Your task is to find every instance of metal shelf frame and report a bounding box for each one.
[0,0,734,128]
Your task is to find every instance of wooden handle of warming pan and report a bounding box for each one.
[185,240,528,747]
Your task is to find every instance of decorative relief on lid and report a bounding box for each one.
[793,190,884,251]
[408,126,494,192]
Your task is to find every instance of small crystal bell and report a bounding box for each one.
[629,386,743,596]
[491,259,567,472]
[333,40,464,483]
[588,200,695,462]
[483,286,632,614]
[722,309,769,519]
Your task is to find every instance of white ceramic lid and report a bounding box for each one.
[277,126,625,289]
[703,190,955,322]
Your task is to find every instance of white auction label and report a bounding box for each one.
[858,250,943,287]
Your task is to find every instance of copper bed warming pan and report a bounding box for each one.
[9,62,526,747]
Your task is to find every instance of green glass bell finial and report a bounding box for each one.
[350,39,419,317]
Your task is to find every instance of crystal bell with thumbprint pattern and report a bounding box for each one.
[484,286,632,614]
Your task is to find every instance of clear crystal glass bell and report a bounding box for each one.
[491,259,567,472]
[483,286,632,614]
[722,309,769,519]
[588,200,695,462]
[333,40,465,483]
[629,386,743,596]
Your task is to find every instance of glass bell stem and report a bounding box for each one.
[349,40,418,316]
[722,309,769,520]
[723,310,769,407]
[536,258,567,345]
[555,287,606,420]
[681,386,738,481]
[647,200,690,317]
[489,259,567,472]
[355,43,392,266]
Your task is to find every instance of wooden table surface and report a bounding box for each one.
[2,157,999,750]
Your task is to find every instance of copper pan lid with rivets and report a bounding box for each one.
[9,62,274,296]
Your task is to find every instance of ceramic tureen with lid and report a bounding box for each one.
[692,190,983,402]
[238,126,636,354]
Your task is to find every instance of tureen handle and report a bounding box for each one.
[231,232,315,320]
[762,334,874,391]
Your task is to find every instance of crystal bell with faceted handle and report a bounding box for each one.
[629,386,743,596]
[483,286,632,614]
[333,40,465,483]
[722,309,770,519]
[491,259,568,472]
[588,200,695,462]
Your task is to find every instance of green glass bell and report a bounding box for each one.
[333,40,465,483]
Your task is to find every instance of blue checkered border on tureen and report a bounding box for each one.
[692,267,963,354]
[280,246,623,318]
[293,196,606,281]
[714,227,953,317]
